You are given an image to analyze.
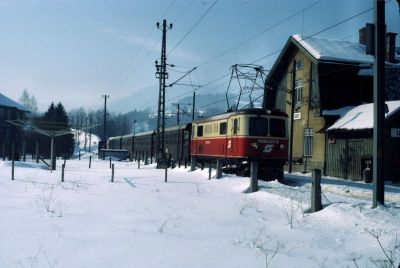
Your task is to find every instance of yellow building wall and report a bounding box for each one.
[282,50,326,171]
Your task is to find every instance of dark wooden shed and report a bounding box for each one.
[326,101,400,183]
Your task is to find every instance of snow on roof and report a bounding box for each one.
[322,106,354,117]
[293,34,374,63]
[327,101,400,131]
[0,93,30,112]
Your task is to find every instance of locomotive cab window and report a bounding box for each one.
[249,117,268,136]
[219,122,227,135]
[270,118,286,137]
[197,125,203,137]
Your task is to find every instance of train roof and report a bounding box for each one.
[193,108,288,124]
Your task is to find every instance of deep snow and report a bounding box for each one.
[0,158,399,268]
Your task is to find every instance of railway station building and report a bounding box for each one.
[263,27,400,179]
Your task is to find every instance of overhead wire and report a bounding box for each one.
[167,0,218,57]
[106,0,176,92]
[164,1,384,111]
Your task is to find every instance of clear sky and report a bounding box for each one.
[0,0,399,112]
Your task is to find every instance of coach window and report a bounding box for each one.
[197,125,203,137]
[270,118,286,137]
[219,122,227,135]
[249,117,268,136]
[233,118,238,135]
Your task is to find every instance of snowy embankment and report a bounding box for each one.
[0,159,399,268]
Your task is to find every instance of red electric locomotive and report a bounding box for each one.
[191,108,288,180]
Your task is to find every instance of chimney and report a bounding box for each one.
[359,23,375,55]
[359,27,366,45]
[386,32,397,63]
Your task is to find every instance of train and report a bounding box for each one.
[107,108,288,180]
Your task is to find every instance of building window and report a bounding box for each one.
[295,79,303,105]
[296,60,304,70]
[303,128,313,157]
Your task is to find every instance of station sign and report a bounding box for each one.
[391,128,400,137]
[293,112,301,120]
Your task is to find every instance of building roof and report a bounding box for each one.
[0,93,30,112]
[327,100,400,131]
[292,34,374,63]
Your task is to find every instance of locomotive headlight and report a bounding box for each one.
[279,143,286,150]
[250,142,259,149]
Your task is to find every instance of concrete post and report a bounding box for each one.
[208,162,212,180]
[145,151,149,165]
[61,164,65,182]
[111,163,115,182]
[89,155,92,169]
[35,139,39,163]
[164,165,168,182]
[22,139,26,162]
[138,156,141,169]
[11,140,15,180]
[250,162,258,192]
[311,169,322,212]
[50,135,55,171]
[2,142,5,161]
[216,159,222,179]
[109,157,111,168]
[190,157,196,171]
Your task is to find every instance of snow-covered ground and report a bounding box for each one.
[72,130,100,159]
[0,159,399,268]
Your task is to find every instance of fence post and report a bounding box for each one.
[35,139,39,163]
[2,142,5,161]
[79,150,81,160]
[109,157,112,168]
[190,157,196,171]
[138,156,141,169]
[111,163,115,182]
[165,165,168,182]
[178,158,181,168]
[184,158,187,169]
[145,152,149,165]
[22,139,26,162]
[216,159,222,179]
[11,140,15,180]
[208,162,212,180]
[311,169,322,212]
[250,161,258,192]
[61,163,65,182]
[89,155,92,169]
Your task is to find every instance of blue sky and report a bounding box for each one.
[0,0,399,112]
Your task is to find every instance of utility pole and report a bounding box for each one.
[192,91,196,121]
[373,0,385,208]
[288,60,296,173]
[102,94,109,145]
[155,19,172,167]
[175,103,180,126]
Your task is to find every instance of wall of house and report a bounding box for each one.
[281,50,326,172]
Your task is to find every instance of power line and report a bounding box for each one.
[196,0,322,69]
[106,1,176,93]
[164,3,384,111]
[167,0,218,57]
